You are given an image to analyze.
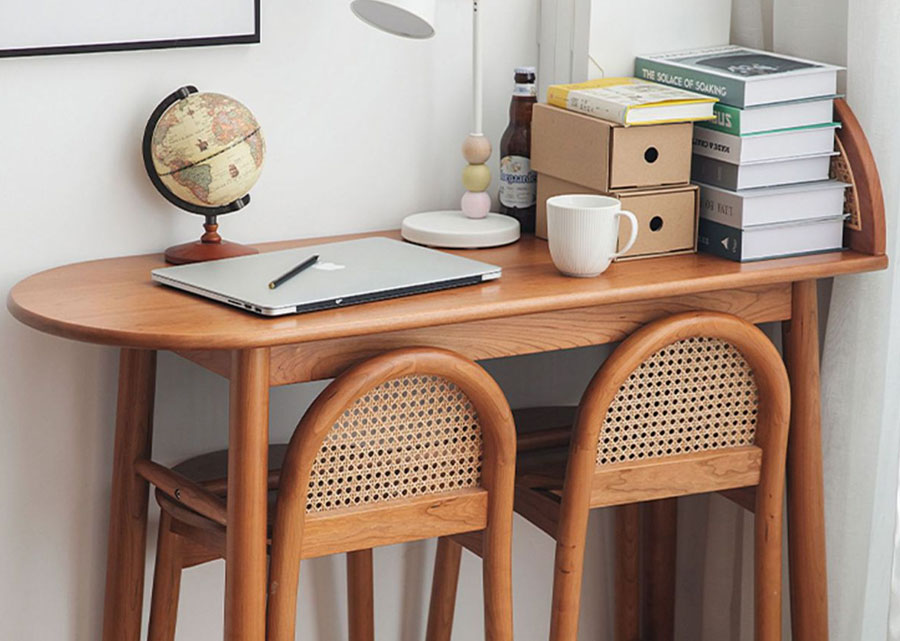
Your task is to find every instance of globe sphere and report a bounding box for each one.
[150,92,265,208]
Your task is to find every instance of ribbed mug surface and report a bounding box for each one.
[546,194,638,277]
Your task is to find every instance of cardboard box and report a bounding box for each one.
[536,174,699,260]
[531,103,693,192]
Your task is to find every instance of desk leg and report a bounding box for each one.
[225,348,270,641]
[641,499,677,641]
[783,280,829,641]
[102,349,157,641]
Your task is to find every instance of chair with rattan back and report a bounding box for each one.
[432,311,791,641]
[141,347,516,641]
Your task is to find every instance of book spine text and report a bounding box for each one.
[698,185,744,227]
[697,218,745,261]
[691,156,741,191]
[697,103,742,135]
[635,58,747,108]
[547,86,627,124]
[692,127,741,163]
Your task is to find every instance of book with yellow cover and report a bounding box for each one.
[547,77,718,126]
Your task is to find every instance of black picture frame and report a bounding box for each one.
[0,0,260,59]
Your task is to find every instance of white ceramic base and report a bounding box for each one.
[401,211,521,249]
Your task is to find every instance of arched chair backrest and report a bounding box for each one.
[596,328,760,467]
[266,347,516,641]
[568,311,790,480]
[551,311,791,641]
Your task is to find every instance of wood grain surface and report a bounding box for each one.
[176,283,791,385]
[835,99,886,256]
[7,231,887,350]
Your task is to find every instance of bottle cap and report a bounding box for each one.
[515,66,537,75]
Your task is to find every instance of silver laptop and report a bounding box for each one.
[151,237,502,316]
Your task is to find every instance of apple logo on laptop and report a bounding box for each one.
[313,261,346,271]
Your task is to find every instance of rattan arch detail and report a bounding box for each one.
[597,335,760,466]
[267,347,516,641]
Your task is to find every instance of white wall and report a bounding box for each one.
[0,2,617,640]
[586,0,732,79]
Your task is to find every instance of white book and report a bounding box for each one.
[636,45,843,108]
[692,153,836,190]
[697,180,847,228]
[700,96,837,135]
[698,215,846,262]
[692,123,838,163]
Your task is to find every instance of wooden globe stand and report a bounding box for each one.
[164,214,259,265]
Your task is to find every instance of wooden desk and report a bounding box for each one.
[7,230,888,641]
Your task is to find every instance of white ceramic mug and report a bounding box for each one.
[546,194,639,277]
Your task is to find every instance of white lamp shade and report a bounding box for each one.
[350,0,437,39]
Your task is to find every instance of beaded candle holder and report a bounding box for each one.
[461,134,493,218]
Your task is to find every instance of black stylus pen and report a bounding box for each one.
[268,254,319,289]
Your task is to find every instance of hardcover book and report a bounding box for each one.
[698,216,845,262]
[697,180,848,228]
[635,45,842,108]
[700,96,836,136]
[691,153,835,190]
[692,123,838,164]
[546,77,717,126]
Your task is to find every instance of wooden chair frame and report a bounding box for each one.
[432,312,790,641]
[543,312,790,641]
[139,347,517,641]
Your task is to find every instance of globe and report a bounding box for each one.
[148,91,265,209]
[143,86,266,264]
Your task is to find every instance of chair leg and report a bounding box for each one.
[148,512,184,641]
[426,537,463,641]
[347,549,375,641]
[615,504,641,641]
[755,487,784,640]
[642,499,677,641]
[549,509,592,641]
[483,525,514,641]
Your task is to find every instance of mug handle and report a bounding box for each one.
[612,210,639,259]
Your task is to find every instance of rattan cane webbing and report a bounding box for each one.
[306,375,483,512]
[597,337,759,466]
[831,135,861,231]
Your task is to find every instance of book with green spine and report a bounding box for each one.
[635,45,842,108]
[701,96,837,135]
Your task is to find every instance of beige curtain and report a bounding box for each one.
[838,3,900,640]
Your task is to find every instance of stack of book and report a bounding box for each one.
[636,45,849,261]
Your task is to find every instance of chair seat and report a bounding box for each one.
[512,406,575,492]
[157,443,493,560]
[157,445,289,534]
[156,407,576,541]
[513,405,576,454]
[513,406,577,435]
[171,443,289,490]
[161,406,576,503]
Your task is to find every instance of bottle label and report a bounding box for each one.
[514,83,537,97]
[499,155,537,208]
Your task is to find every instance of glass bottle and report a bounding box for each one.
[499,67,538,233]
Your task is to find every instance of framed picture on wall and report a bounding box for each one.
[0,0,259,58]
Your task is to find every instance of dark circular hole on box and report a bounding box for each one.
[650,216,664,232]
[644,147,659,163]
